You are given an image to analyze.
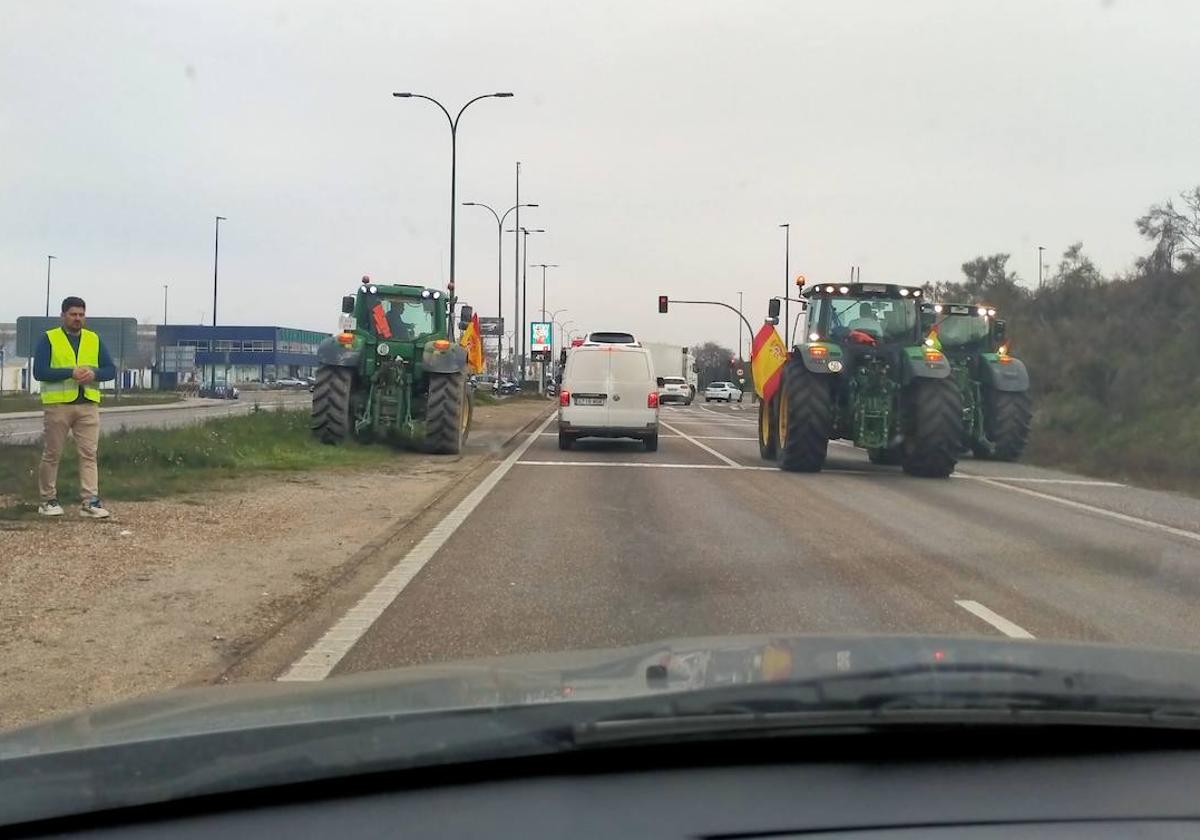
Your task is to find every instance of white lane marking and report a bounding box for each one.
[967,475,1200,545]
[955,600,1036,639]
[956,474,1124,487]
[659,420,743,467]
[516,460,776,471]
[279,411,557,682]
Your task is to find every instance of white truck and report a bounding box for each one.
[643,342,698,403]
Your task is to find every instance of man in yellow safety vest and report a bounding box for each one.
[33,296,115,518]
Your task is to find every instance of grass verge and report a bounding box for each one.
[0,409,383,506]
[0,392,182,414]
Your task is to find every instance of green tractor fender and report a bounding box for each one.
[421,340,469,374]
[978,354,1030,392]
[900,346,953,384]
[316,336,362,368]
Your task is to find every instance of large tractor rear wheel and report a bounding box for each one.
[426,371,472,454]
[777,363,831,472]
[901,378,964,478]
[758,394,778,460]
[311,365,354,445]
[984,388,1032,461]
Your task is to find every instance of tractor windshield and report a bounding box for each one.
[364,295,438,341]
[812,297,918,344]
[932,314,992,349]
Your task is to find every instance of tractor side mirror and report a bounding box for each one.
[993,319,1007,344]
[767,298,781,321]
[341,296,355,314]
[656,376,666,388]
[458,305,474,329]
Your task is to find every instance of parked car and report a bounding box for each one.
[198,385,239,400]
[497,379,521,395]
[658,375,692,405]
[470,375,499,393]
[704,381,743,403]
[558,345,662,451]
[276,378,306,388]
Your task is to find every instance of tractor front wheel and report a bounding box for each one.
[426,372,472,454]
[311,365,354,445]
[985,388,1032,461]
[777,362,831,472]
[901,378,964,478]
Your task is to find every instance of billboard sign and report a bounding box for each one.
[479,316,504,336]
[529,321,552,354]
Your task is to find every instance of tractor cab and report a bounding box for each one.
[341,279,451,367]
[920,302,1006,356]
[800,282,926,350]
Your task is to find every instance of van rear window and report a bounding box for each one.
[611,352,650,379]
[567,351,608,379]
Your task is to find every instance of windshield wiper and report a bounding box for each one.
[572,663,1200,746]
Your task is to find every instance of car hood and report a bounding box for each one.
[6,633,1200,758]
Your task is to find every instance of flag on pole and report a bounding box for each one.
[460,313,485,374]
[751,323,788,402]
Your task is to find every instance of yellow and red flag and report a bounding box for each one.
[751,323,788,402]
[459,312,485,374]
[925,323,942,351]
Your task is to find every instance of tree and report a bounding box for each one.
[1136,186,1200,272]
[691,341,737,387]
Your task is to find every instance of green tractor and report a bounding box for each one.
[758,282,964,477]
[920,301,1032,461]
[311,277,474,454]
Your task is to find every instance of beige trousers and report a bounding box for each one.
[39,403,101,503]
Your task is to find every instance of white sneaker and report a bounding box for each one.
[80,498,111,519]
[38,500,65,517]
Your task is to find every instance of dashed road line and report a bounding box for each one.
[955,599,1036,639]
[659,420,743,467]
[516,460,776,470]
[279,412,557,681]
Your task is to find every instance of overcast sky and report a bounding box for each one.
[3,0,1197,353]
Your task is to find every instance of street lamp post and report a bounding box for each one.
[779,223,791,346]
[463,200,538,376]
[506,226,545,379]
[392,91,513,318]
[532,263,559,320]
[44,255,57,317]
[737,290,744,361]
[211,215,226,388]
[163,284,169,325]
[1038,245,1046,288]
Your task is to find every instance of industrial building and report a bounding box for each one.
[154,325,329,388]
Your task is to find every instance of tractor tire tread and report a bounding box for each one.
[426,372,470,454]
[311,365,353,445]
[777,362,831,472]
[987,389,1033,461]
[902,378,963,478]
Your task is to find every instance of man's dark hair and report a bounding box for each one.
[61,296,86,313]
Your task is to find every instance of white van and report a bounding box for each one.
[558,345,662,451]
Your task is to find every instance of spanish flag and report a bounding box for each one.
[751,323,788,402]
[925,324,942,351]
[460,312,485,374]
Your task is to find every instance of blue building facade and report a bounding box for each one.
[155,325,330,387]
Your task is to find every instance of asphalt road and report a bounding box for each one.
[276,401,1200,681]
[0,392,312,444]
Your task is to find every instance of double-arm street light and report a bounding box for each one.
[392,90,513,316]
[506,226,545,378]
[463,200,538,375]
[779,222,791,346]
[532,263,559,320]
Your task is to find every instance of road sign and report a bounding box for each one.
[736,368,744,376]
[478,316,503,336]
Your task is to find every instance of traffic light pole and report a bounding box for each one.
[658,298,757,343]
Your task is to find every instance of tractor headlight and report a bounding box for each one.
[432,291,441,300]
[368,285,378,294]
[899,288,909,296]
[933,304,943,313]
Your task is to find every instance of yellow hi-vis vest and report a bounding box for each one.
[42,328,102,405]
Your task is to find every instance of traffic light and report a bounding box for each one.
[657,295,669,313]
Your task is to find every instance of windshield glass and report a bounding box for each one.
[815,297,918,343]
[364,296,437,341]
[934,314,992,349]
[7,3,1200,809]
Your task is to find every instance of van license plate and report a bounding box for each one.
[575,397,604,406]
